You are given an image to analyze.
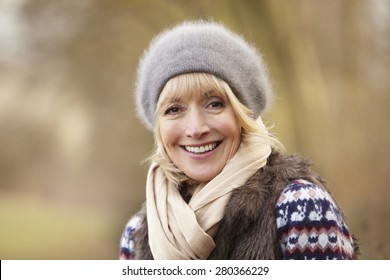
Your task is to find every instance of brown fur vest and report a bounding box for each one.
[133,151,357,259]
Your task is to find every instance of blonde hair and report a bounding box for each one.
[149,73,284,186]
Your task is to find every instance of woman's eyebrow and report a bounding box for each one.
[202,89,223,99]
[161,96,182,106]
[203,89,215,97]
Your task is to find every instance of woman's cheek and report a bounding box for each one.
[160,120,180,149]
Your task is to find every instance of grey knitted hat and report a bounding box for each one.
[135,20,273,130]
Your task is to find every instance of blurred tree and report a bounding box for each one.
[0,0,389,259]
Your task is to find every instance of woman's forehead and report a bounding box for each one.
[159,75,226,105]
[164,88,223,103]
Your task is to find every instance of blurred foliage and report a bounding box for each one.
[0,0,389,259]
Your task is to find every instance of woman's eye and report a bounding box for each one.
[164,106,181,115]
[207,101,224,109]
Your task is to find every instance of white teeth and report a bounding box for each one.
[185,143,218,154]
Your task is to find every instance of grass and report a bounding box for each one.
[0,191,118,259]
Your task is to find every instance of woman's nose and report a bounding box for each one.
[184,109,210,139]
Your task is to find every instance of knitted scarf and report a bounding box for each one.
[146,121,272,259]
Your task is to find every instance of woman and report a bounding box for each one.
[120,20,358,260]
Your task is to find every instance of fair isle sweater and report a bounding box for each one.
[120,179,355,260]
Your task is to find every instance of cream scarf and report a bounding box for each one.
[146,119,272,260]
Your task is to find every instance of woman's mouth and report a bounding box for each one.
[183,141,221,154]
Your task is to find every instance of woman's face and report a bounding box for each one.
[158,86,241,182]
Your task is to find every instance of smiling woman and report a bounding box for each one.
[156,73,242,184]
[120,20,359,260]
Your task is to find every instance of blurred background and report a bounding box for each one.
[0,0,389,260]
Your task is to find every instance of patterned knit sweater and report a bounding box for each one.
[120,179,355,260]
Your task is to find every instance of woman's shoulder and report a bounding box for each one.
[274,179,355,259]
[119,214,143,260]
[275,179,347,230]
[277,179,336,207]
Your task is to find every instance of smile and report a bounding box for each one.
[183,142,221,154]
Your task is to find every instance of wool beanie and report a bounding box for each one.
[135,20,273,130]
